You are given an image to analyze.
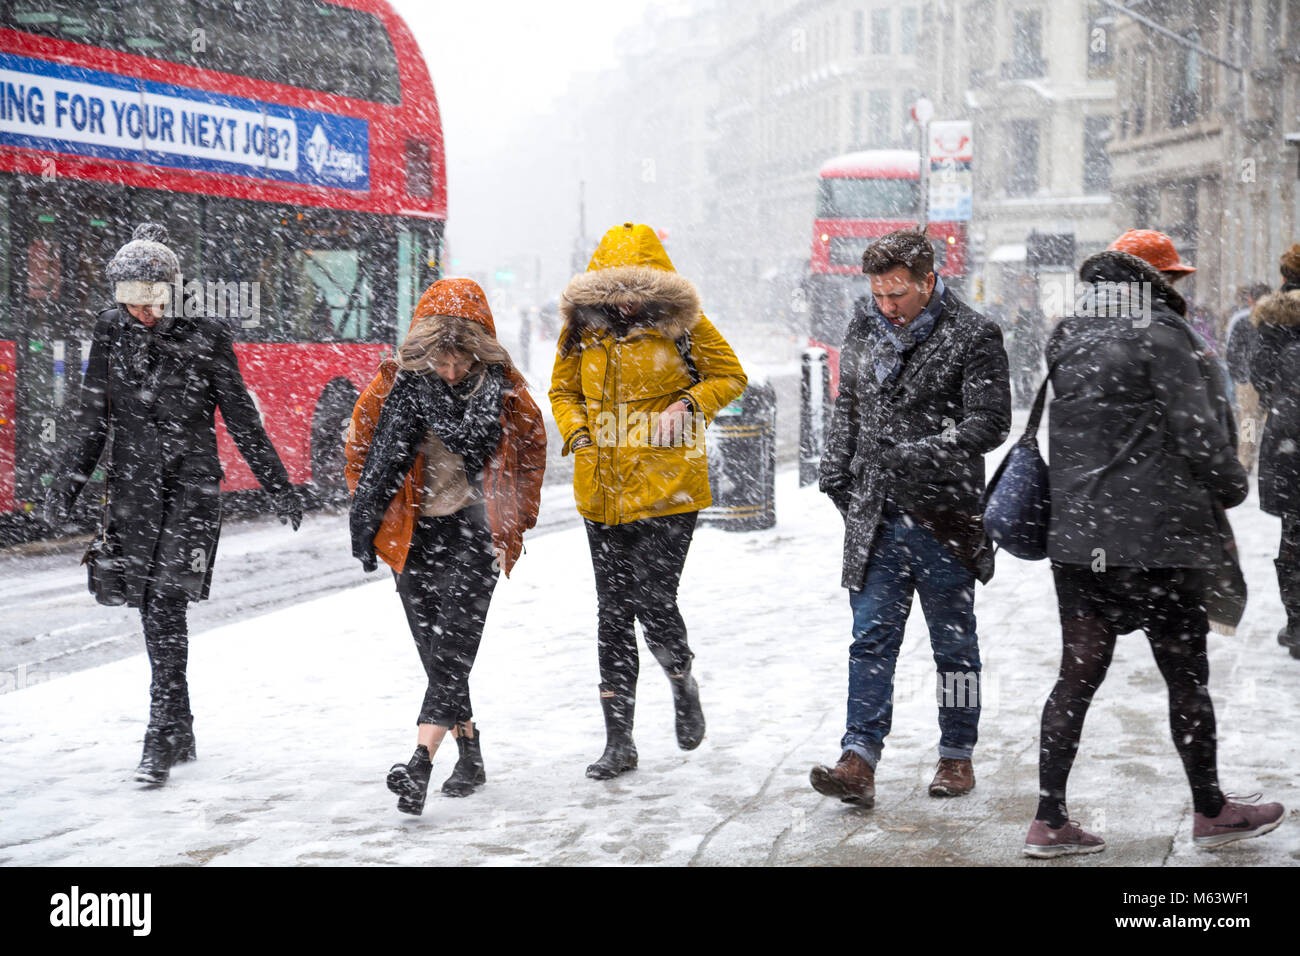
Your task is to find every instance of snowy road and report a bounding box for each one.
[0,486,582,691]
[2,467,1296,866]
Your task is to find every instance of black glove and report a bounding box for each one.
[359,550,378,573]
[43,485,75,528]
[272,488,303,531]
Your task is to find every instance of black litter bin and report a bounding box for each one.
[700,380,776,531]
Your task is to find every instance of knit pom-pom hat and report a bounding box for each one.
[106,222,180,306]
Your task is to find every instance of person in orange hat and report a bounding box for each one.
[1108,228,1197,279]
[348,278,546,814]
[1108,229,1223,349]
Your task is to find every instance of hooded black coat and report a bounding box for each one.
[1045,252,1247,569]
[51,307,294,607]
[1250,284,1300,519]
[820,286,1011,590]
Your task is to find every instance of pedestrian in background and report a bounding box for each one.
[44,223,303,787]
[1250,243,1300,658]
[348,278,546,814]
[1008,280,1047,409]
[1226,282,1272,470]
[813,228,1011,807]
[550,223,747,780]
[1024,249,1283,858]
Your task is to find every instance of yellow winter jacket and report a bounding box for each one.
[550,223,747,525]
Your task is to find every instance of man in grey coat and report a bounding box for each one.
[812,229,1011,807]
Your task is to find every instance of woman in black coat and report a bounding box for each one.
[1024,250,1284,858]
[1250,243,1300,657]
[45,223,302,786]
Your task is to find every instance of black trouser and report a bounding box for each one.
[584,511,698,700]
[394,506,499,728]
[1281,515,1300,567]
[141,590,190,731]
[1037,564,1223,827]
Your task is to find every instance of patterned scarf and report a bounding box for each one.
[871,275,946,385]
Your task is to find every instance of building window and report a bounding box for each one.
[1083,116,1111,194]
[1003,9,1045,79]
[1087,3,1114,72]
[852,91,863,147]
[900,7,918,54]
[1169,30,1201,126]
[868,89,891,147]
[1134,55,1148,136]
[871,9,890,54]
[853,9,864,54]
[1006,119,1039,196]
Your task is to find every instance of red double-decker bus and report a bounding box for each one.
[0,0,445,533]
[806,149,966,392]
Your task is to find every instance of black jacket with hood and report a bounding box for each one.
[1250,282,1300,518]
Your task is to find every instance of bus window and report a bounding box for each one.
[396,220,440,344]
[292,249,372,343]
[197,0,285,88]
[130,188,201,282]
[25,222,59,303]
[199,197,285,340]
[817,178,920,219]
[63,194,122,321]
[8,0,117,47]
[117,1,199,67]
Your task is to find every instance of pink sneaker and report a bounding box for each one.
[1193,795,1285,848]
[1023,819,1106,859]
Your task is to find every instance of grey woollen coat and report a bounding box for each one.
[53,307,294,607]
[820,287,1012,590]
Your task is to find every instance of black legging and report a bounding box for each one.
[1281,514,1300,567]
[141,590,190,732]
[1037,564,1224,827]
[394,507,499,728]
[584,511,698,700]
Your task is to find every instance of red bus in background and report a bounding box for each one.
[0,0,445,532]
[806,149,967,393]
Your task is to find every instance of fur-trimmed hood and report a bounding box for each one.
[560,265,701,342]
[1252,288,1300,328]
[558,223,702,349]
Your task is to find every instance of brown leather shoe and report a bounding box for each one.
[929,758,975,796]
[810,750,875,806]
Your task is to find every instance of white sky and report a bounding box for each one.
[389,0,660,289]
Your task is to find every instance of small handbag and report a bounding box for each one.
[80,336,128,606]
[981,364,1054,561]
[82,509,127,606]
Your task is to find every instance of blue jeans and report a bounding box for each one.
[842,506,982,768]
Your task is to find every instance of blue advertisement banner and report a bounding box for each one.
[0,52,370,191]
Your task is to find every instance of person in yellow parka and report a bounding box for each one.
[550,222,747,780]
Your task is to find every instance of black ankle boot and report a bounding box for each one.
[134,725,175,786]
[441,725,486,797]
[666,659,705,751]
[1275,560,1300,651]
[387,745,433,815]
[587,684,638,780]
[173,714,197,763]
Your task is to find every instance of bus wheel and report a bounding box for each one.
[310,381,358,507]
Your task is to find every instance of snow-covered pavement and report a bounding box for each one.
[2,470,1297,867]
